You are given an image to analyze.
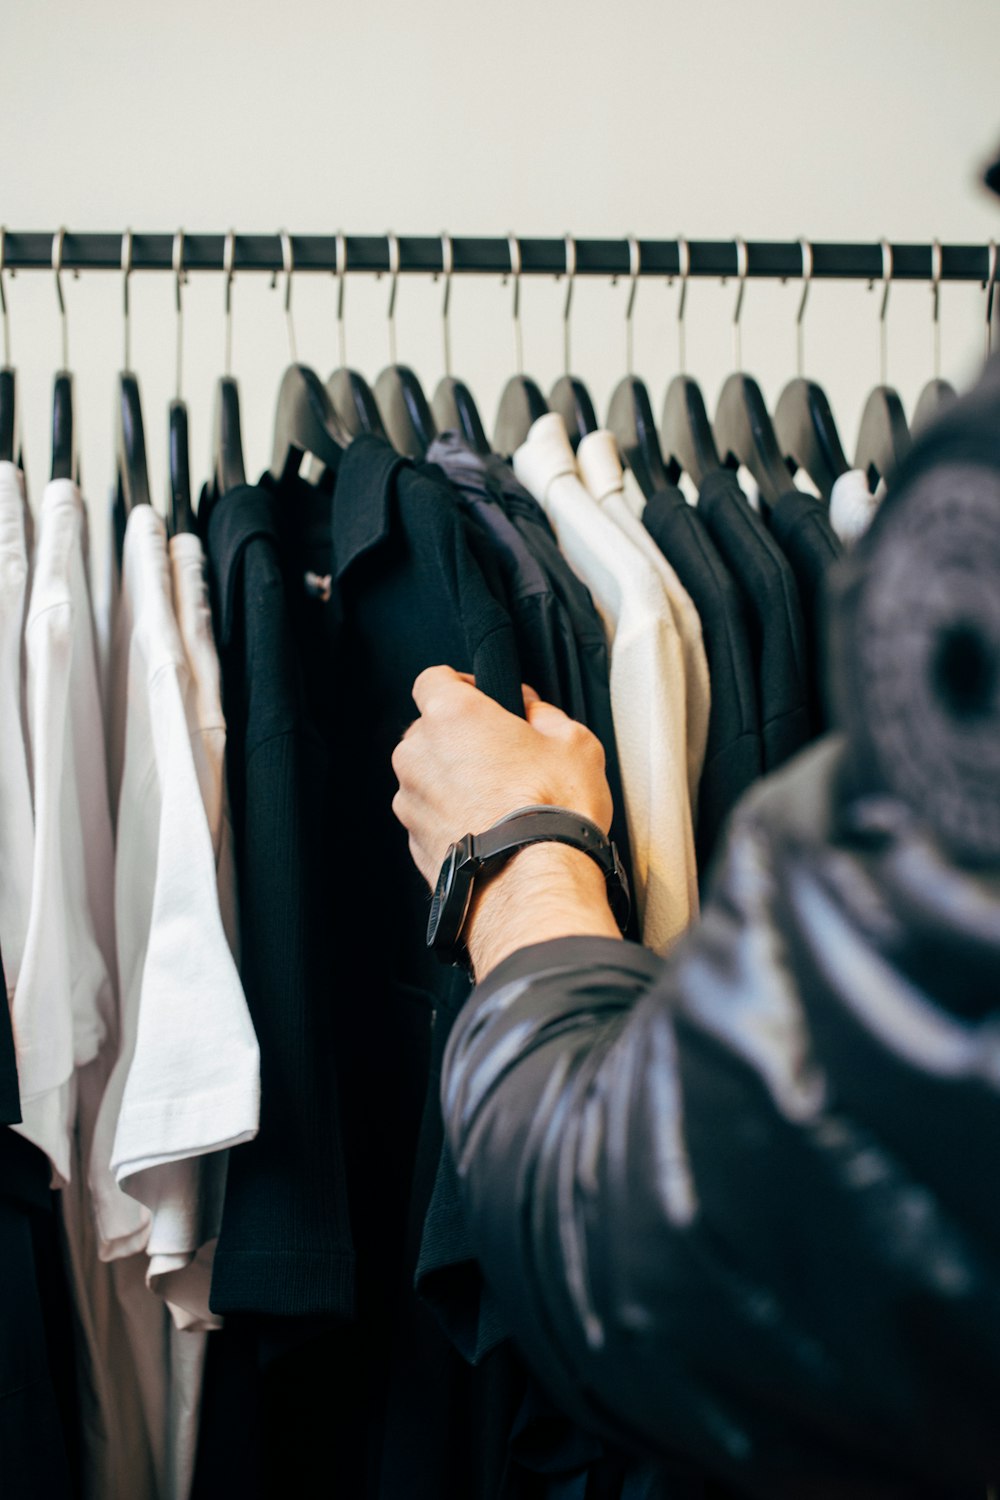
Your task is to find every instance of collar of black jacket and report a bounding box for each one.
[333,433,409,582]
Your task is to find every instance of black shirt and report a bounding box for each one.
[206,485,356,1320]
[697,470,811,771]
[425,436,636,923]
[641,486,763,872]
[767,491,843,734]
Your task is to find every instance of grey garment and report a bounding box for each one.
[426,434,635,920]
[441,736,1000,1498]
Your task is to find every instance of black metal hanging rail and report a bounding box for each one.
[0,233,994,281]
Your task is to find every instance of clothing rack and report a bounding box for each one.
[0,232,994,281]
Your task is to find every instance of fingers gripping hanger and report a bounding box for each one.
[325,229,389,442]
[661,233,722,486]
[168,230,195,535]
[493,232,548,456]
[773,236,849,499]
[51,226,78,483]
[373,231,437,458]
[115,227,152,531]
[211,229,247,501]
[854,238,909,488]
[714,236,797,510]
[431,231,490,454]
[549,233,598,450]
[606,234,673,497]
[912,238,957,432]
[0,228,17,467]
[270,229,352,483]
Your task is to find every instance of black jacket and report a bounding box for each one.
[441,737,1000,1498]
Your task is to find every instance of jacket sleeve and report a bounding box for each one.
[441,742,1000,1498]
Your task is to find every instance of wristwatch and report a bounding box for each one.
[426,804,631,969]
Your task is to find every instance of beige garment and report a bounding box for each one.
[515,414,697,954]
[583,441,711,823]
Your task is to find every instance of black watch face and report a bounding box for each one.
[427,843,460,948]
[427,839,476,963]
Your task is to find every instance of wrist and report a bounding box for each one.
[465,841,622,983]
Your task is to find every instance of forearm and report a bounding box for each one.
[465,841,622,981]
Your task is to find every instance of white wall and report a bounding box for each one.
[4,0,1000,536]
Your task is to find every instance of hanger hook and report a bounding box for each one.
[562,233,576,375]
[334,230,347,369]
[441,231,453,377]
[625,234,640,376]
[122,227,133,372]
[731,235,749,371]
[173,229,185,402]
[223,229,236,378]
[0,228,8,369]
[386,230,400,366]
[985,239,997,357]
[875,237,893,386]
[674,234,691,375]
[930,237,942,380]
[279,229,297,363]
[505,232,523,375]
[796,235,813,378]
[53,226,68,371]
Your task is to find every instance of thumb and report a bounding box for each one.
[525,695,575,740]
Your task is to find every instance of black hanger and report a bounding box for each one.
[911,239,959,434]
[912,377,957,433]
[854,384,909,489]
[712,240,795,510]
[271,363,351,483]
[661,376,722,486]
[371,232,437,458]
[854,239,911,490]
[658,239,723,488]
[715,371,796,511]
[774,379,847,500]
[546,236,599,452]
[169,400,195,535]
[493,233,548,455]
[116,372,152,512]
[212,375,247,496]
[433,377,490,454]
[321,232,388,443]
[51,371,76,482]
[0,367,16,465]
[49,232,77,483]
[268,236,350,490]
[608,376,673,495]
[771,239,848,499]
[429,234,490,454]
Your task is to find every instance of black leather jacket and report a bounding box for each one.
[441,737,1000,1498]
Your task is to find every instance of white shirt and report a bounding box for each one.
[90,506,259,1500]
[91,505,258,1262]
[830,468,880,545]
[583,440,710,821]
[0,463,33,1059]
[15,480,117,1182]
[515,414,697,954]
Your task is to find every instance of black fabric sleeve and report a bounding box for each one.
[441,749,1000,1499]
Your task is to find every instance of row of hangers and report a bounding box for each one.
[0,229,995,551]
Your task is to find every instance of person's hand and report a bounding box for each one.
[391,665,613,886]
[391,666,622,980]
